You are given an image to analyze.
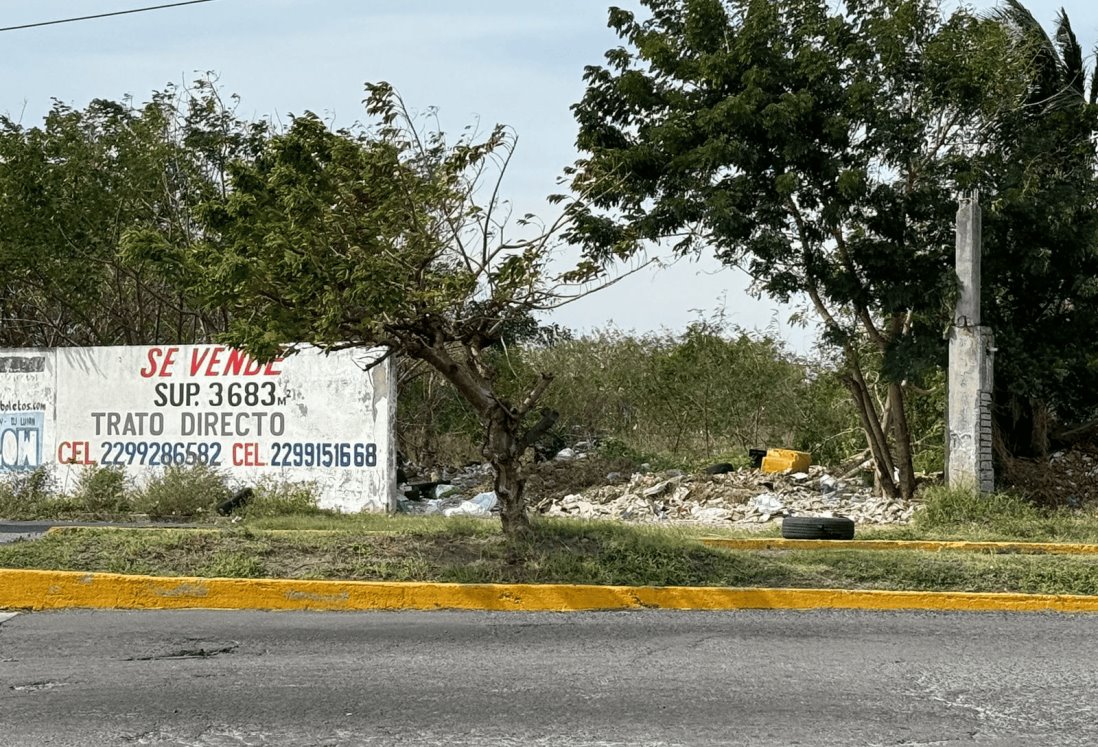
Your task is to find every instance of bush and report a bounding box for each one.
[132,464,230,519]
[244,480,324,518]
[71,466,130,514]
[396,318,867,468]
[0,467,60,519]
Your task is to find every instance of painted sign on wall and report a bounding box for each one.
[0,346,395,512]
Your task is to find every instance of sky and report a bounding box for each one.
[2,0,1096,354]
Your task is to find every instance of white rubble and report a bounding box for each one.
[542,465,918,526]
[400,460,922,526]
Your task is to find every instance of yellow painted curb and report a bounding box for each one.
[3,568,1098,613]
[701,537,1098,555]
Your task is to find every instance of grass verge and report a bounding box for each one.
[4,519,1098,595]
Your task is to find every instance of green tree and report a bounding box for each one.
[167,84,602,537]
[395,312,568,466]
[976,2,1098,458]
[0,88,227,346]
[567,0,1033,499]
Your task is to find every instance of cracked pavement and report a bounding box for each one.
[1,608,1097,745]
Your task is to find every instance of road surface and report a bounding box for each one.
[2,608,1096,745]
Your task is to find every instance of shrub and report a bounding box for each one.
[71,466,130,514]
[397,319,868,468]
[0,467,58,519]
[244,480,324,518]
[132,464,230,519]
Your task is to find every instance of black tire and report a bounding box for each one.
[781,515,855,540]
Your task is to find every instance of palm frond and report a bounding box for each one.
[1054,9,1085,98]
[1090,45,1098,106]
[986,0,1091,114]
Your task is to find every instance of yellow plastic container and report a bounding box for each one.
[760,448,811,474]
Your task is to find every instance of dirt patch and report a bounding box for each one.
[523,456,640,506]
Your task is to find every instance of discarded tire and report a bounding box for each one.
[781,515,855,540]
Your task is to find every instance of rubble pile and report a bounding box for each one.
[398,447,923,525]
[1003,443,1098,508]
[542,466,917,526]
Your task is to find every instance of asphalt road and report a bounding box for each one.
[0,521,207,544]
[2,608,1097,746]
[0,522,51,544]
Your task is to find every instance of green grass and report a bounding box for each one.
[4,518,1098,595]
[864,486,1098,544]
[8,477,1098,595]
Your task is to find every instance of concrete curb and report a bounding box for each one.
[4,568,1098,613]
[701,537,1098,555]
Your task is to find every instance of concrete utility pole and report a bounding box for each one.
[946,193,995,492]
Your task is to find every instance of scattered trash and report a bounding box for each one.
[397,450,925,526]
[402,480,450,501]
[751,493,784,514]
[442,491,498,517]
[761,448,812,474]
[1004,442,1098,508]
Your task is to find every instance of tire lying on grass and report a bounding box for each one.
[781,515,855,540]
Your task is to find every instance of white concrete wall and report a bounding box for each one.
[0,345,394,512]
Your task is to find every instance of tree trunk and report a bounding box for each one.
[842,371,900,500]
[1030,401,1050,460]
[484,408,530,538]
[887,381,917,501]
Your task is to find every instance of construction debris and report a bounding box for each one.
[399,456,921,526]
[539,464,916,525]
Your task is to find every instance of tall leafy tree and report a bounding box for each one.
[976,1,1098,457]
[567,0,1036,498]
[0,89,227,346]
[162,84,606,536]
